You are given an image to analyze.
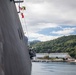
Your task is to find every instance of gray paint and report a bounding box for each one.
[0,0,31,75]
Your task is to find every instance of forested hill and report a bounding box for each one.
[30,35,76,58]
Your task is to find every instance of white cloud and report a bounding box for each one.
[25,32,59,41]
[23,0,76,25]
[17,0,76,41]
[51,28,76,35]
[37,35,59,41]
[26,23,60,32]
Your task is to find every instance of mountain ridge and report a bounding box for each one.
[30,35,76,58]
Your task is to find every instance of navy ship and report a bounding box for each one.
[0,0,31,75]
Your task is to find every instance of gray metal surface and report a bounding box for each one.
[0,0,31,75]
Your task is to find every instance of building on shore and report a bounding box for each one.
[35,53,71,60]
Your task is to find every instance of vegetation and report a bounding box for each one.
[43,55,49,59]
[29,35,76,58]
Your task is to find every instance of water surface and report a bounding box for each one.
[32,62,76,75]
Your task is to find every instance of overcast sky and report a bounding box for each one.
[17,0,76,41]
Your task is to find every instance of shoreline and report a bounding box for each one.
[32,59,76,63]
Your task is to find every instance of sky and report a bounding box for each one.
[17,0,76,41]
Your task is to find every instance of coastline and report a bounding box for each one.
[32,59,76,63]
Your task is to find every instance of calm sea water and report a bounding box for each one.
[32,62,76,75]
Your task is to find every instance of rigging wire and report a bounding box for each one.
[18,3,30,45]
[21,11,30,44]
[23,17,30,40]
[22,15,30,46]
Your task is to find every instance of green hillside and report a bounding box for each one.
[30,35,76,58]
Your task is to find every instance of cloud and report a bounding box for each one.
[25,32,59,41]
[18,0,76,41]
[51,28,76,35]
[23,23,61,33]
[20,0,76,40]
[23,0,76,25]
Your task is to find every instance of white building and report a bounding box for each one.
[36,53,71,59]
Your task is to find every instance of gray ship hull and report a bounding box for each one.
[0,0,31,75]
